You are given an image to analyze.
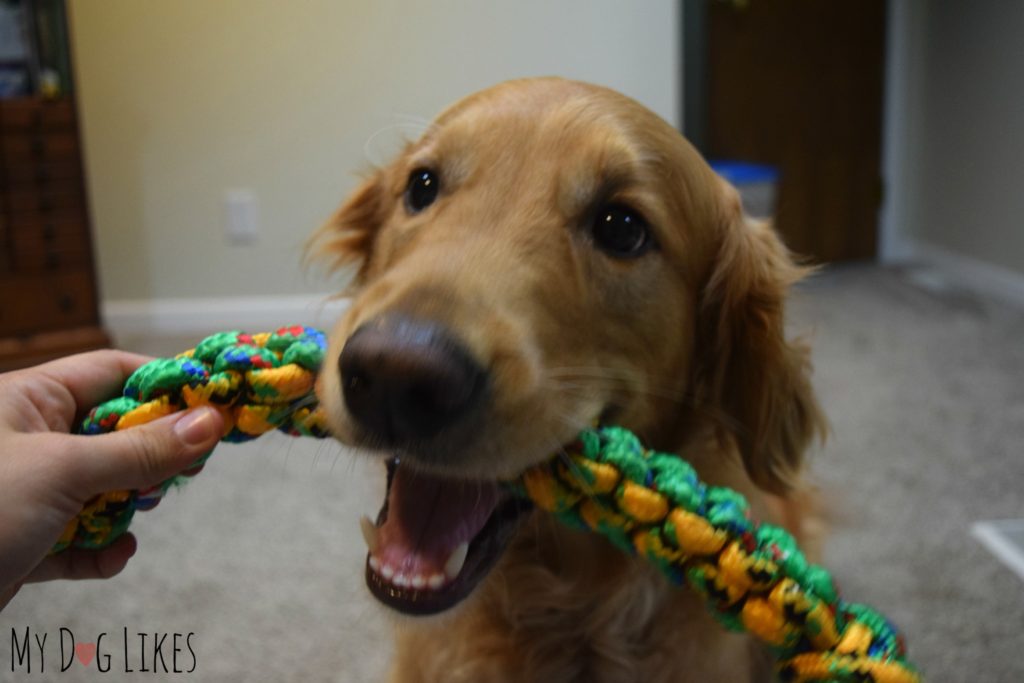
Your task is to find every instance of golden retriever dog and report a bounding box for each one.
[313,77,825,683]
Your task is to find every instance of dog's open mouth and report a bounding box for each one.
[361,458,532,615]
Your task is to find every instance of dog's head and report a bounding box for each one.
[313,78,823,615]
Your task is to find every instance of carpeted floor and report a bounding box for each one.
[2,264,1021,681]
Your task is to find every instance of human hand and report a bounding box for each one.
[0,350,224,610]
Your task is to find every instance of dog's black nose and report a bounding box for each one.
[339,316,487,444]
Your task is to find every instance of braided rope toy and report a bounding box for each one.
[57,328,920,683]
[53,326,329,552]
[518,428,920,683]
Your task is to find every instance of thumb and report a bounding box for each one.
[64,407,225,496]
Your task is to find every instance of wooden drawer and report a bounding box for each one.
[0,216,7,274]
[1,131,79,164]
[6,205,85,230]
[0,269,98,336]
[0,326,110,372]
[4,180,84,214]
[0,99,75,130]
[10,219,91,271]
[1,159,81,185]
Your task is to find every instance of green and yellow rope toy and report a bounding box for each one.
[54,326,329,552]
[57,327,921,683]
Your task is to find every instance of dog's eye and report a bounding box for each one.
[592,205,651,258]
[405,169,440,213]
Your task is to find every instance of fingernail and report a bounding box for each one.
[174,407,220,446]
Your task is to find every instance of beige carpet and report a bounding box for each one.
[2,264,1021,681]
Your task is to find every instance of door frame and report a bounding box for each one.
[878,0,925,265]
[681,0,913,264]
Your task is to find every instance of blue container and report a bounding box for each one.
[709,160,780,219]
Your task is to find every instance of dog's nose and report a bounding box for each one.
[339,316,487,443]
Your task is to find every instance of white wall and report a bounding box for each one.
[68,1,679,313]
[883,0,1024,302]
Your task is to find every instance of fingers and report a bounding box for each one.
[23,534,138,584]
[59,407,225,496]
[32,349,154,413]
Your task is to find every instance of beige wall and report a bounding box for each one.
[889,0,1024,279]
[69,1,679,303]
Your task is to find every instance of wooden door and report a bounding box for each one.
[705,0,886,262]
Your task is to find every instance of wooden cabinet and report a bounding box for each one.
[0,96,108,370]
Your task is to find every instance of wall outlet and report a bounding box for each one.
[223,189,260,245]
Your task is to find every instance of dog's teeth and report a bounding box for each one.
[368,556,381,572]
[359,515,379,553]
[381,564,395,580]
[394,573,409,588]
[411,574,426,590]
[428,573,445,590]
[444,542,469,580]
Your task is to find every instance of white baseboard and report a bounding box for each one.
[102,294,350,336]
[103,240,1024,334]
[893,238,1024,308]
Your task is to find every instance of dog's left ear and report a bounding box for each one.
[305,171,386,289]
[694,183,827,494]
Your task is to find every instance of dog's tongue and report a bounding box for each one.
[375,465,501,579]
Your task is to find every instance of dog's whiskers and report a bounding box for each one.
[544,374,744,435]
[547,378,689,404]
[546,367,689,399]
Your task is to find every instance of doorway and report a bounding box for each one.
[685,0,887,263]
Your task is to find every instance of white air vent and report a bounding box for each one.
[972,519,1024,584]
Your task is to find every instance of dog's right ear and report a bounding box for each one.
[305,171,386,289]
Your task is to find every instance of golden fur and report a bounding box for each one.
[313,78,826,683]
